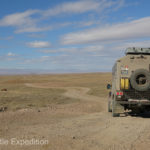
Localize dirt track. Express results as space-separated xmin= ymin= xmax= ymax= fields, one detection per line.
xmin=1 ymin=83 xmax=150 ymax=150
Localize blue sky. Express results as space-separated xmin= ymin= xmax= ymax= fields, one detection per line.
xmin=0 ymin=0 xmax=150 ymax=73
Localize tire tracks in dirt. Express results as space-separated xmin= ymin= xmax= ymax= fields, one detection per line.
xmin=24 ymin=83 xmax=150 ymax=150
xmin=25 ymin=83 xmax=106 ymax=111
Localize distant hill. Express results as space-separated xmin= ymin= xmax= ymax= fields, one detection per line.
xmin=0 ymin=68 xmax=100 ymax=75
xmin=0 ymin=69 xmax=51 ymax=75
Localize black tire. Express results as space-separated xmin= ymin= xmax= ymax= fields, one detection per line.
xmin=132 ymin=107 xmax=145 ymax=114
xmin=130 ymin=69 xmax=150 ymax=91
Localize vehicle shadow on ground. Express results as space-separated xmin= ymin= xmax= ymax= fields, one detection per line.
xmin=128 ymin=111 xmax=150 ymax=118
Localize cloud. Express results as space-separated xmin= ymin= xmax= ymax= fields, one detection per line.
xmin=61 ymin=17 xmax=150 ymax=45
xmin=15 ymin=26 xmax=52 ymax=33
xmin=25 ymin=39 xmax=150 ymax=72
xmin=43 ymin=0 xmax=124 ymax=17
xmin=24 ymin=55 xmax=52 ymax=64
xmin=77 ymin=20 xmax=97 ymax=27
xmin=39 ymin=56 xmax=50 ymax=62
xmin=7 ymin=52 xmax=16 ymax=56
xmin=0 ymin=52 xmax=18 ymax=61
xmin=110 ymin=40 xmax=150 ymax=52
xmin=27 ymin=41 xmax=51 ymax=48
xmin=39 ymin=45 xmax=104 ymax=54
xmin=0 ymin=10 xmax=38 ymax=27
xmin=37 ymin=40 xmax=150 ymax=63
xmin=43 ymin=0 xmax=100 ymax=17
xmin=38 ymin=47 xmax=79 ymax=53
xmin=0 ymin=0 xmax=125 ymax=33
xmin=0 ymin=9 xmax=51 ymax=33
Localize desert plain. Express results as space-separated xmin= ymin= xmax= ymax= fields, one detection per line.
xmin=0 ymin=73 xmax=150 ymax=150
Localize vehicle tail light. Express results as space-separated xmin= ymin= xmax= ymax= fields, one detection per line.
xmin=116 ymin=92 xmax=123 ymax=96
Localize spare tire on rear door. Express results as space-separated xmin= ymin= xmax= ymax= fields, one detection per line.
xmin=130 ymin=69 xmax=150 ymax=91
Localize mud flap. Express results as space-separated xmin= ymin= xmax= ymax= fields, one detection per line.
xmin=112 ymin=100 xmax=124 ymax=117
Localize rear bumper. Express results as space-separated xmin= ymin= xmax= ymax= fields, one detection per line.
xmin=117 ymin=99 xmax=150 ymax=105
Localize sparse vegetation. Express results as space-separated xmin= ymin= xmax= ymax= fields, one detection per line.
xmin=0 ymin=73 xmax=111 ymax=110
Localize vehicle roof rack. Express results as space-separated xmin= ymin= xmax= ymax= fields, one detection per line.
xmin=125 ymin=47 xmax=150 ymax=55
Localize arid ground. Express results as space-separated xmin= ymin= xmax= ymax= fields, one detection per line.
xmin=0 ymin=73 xmax=150 ymax=150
